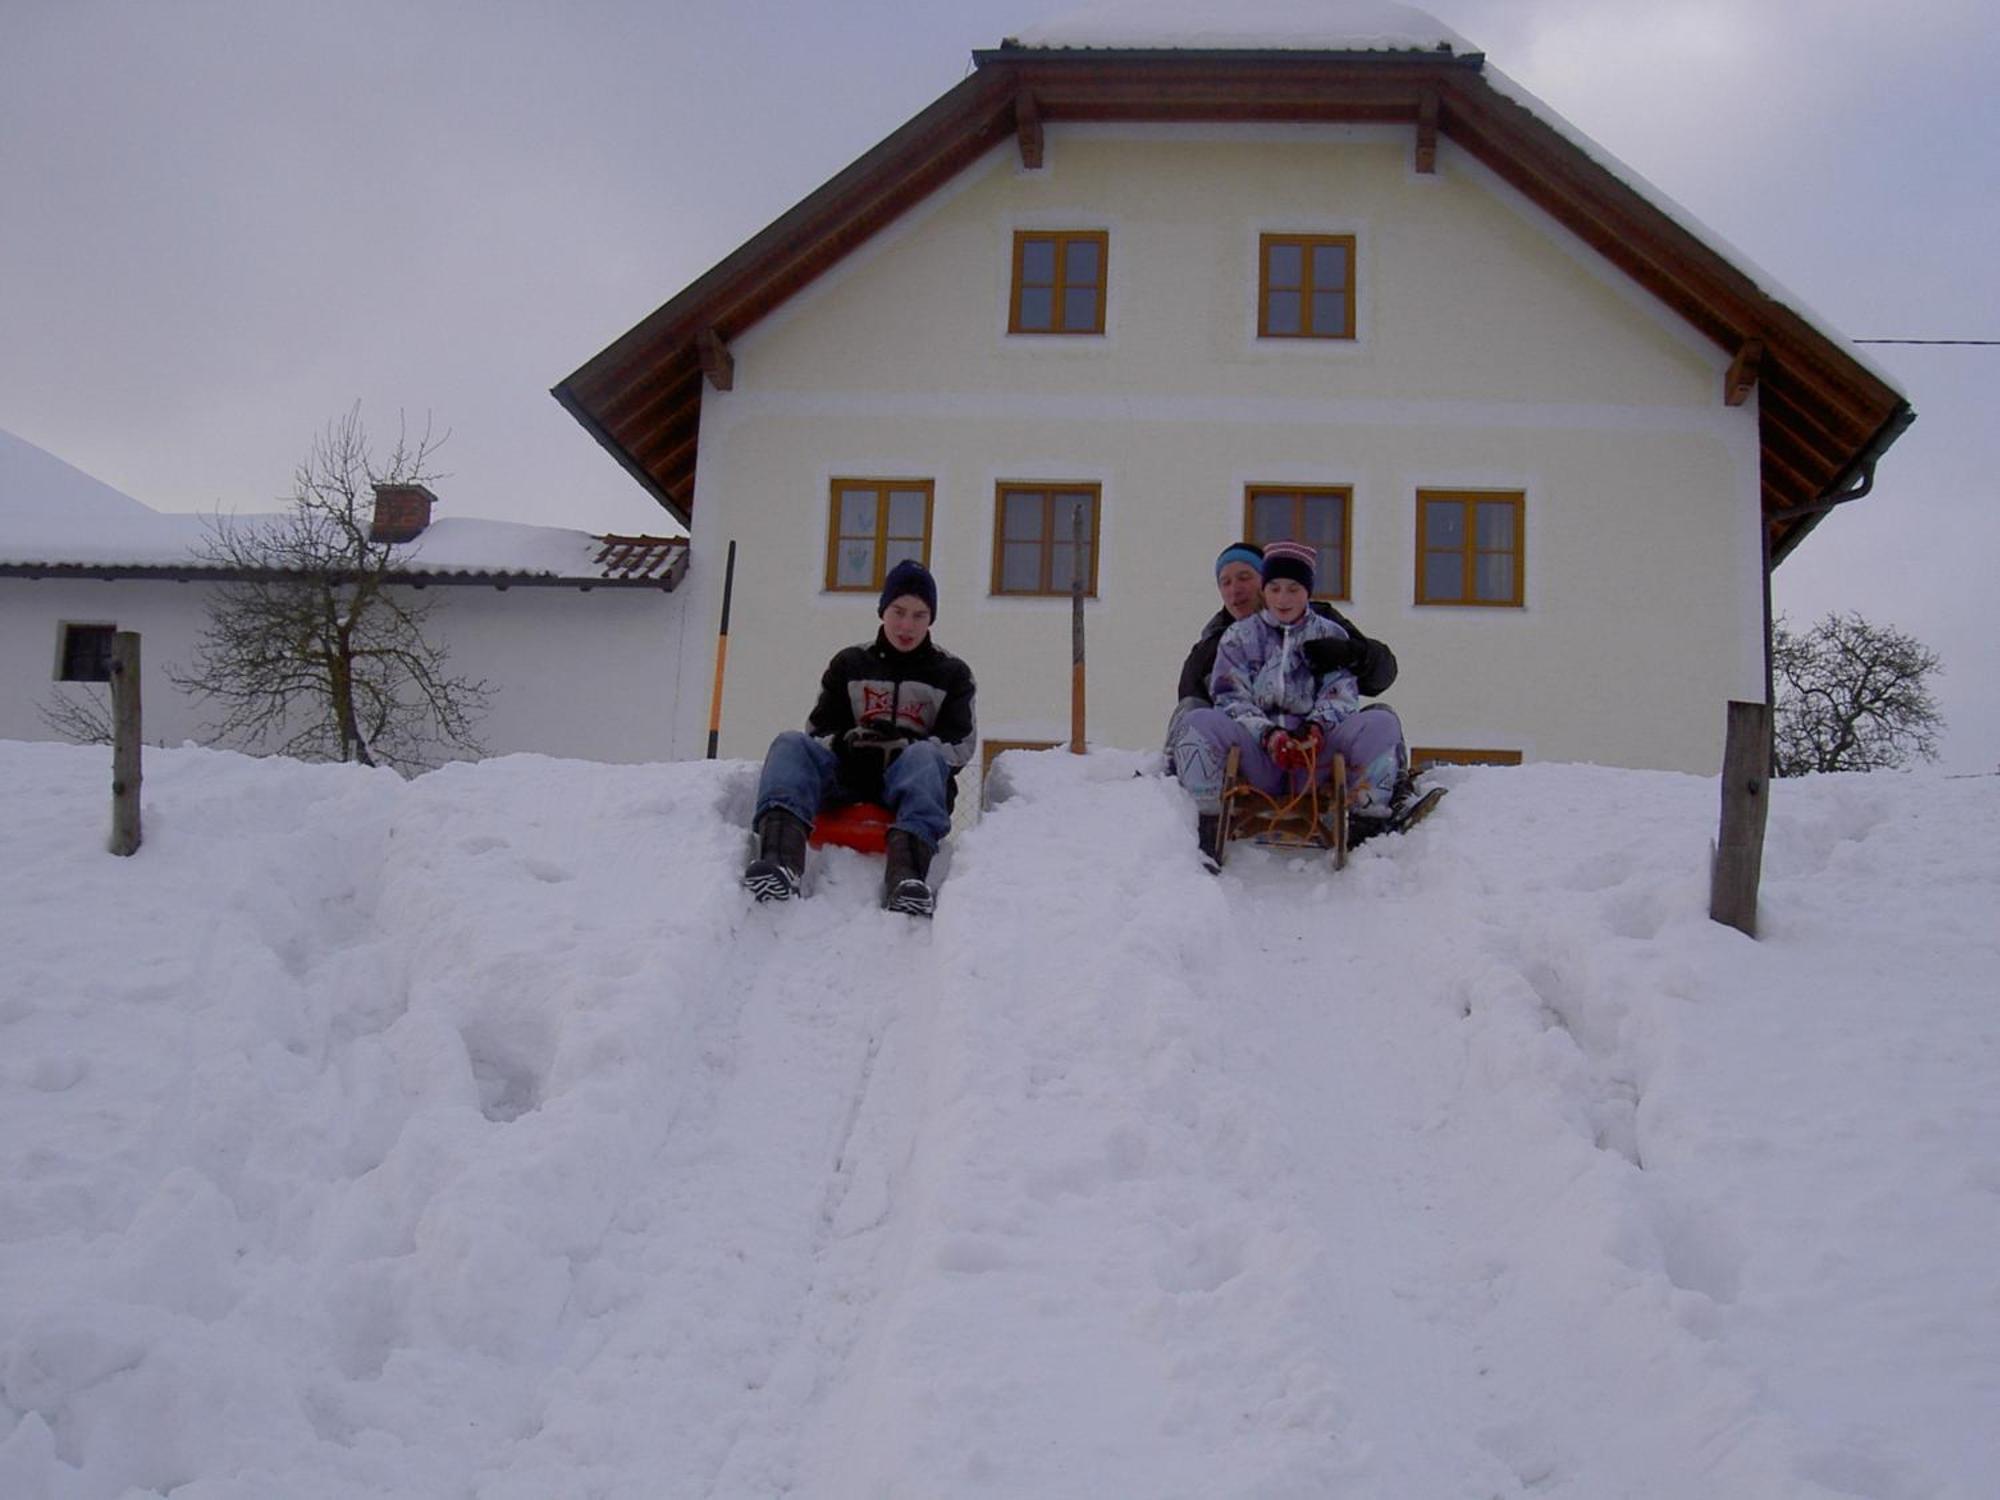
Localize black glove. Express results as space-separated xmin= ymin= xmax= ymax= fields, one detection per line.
xmin=843 ymin=717 xmax=913 ymax=750
xmin=1303 ymin=635 xmax=1364 ymax=675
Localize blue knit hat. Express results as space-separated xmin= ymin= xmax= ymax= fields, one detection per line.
xmin=878 ymin=559 xmax=938 ymax=620
xmin=1215 ymin=541 xmax=1264 ymax=578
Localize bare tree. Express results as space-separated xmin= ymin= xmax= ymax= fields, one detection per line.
xmin=170 ymin=406 xmax=489 ymax=771
xmin=37 ymin=685 xmax=112 ymax=745
xmin=1772 ymin=610 xmax=1944 ymax=776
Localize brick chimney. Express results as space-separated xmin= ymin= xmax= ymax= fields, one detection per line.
xmin=369 ymin=482 xmax=437 ymax=543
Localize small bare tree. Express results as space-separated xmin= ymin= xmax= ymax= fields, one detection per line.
xmin=37 ymin=686 xmax=113 ymax=745
xmin=1773 ymin=610 xmax=1944 ymax=776
xmin=170 ymin=406 xmax=489 ymax=771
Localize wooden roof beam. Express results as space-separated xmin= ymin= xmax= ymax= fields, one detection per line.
xmin=697 ymin=328 xmax=734 ymax=392
xmin=1014 ymin=90 xmax=1044 ymax=168
xmin=1725 ymin=339 xmax=1762 ymax=407
xmin=1415 ymin=88 xmax=1439 ymax=173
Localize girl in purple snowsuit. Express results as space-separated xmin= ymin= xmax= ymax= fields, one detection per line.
xmin=1171 ymin=541 xmax=1403 ymax=848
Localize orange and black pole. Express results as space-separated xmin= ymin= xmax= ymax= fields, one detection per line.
xmin=705 ymin=539 xmax=737 ymax=759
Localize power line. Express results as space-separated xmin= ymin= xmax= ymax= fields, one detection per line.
xmin=1854 ymin=338 xmax=2000 ymax=346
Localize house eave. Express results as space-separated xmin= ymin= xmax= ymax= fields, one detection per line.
xmin=555 ymin=47 xmax=1910 ymax=558
xmin=0 ymin=560 xmax=687 ymax=592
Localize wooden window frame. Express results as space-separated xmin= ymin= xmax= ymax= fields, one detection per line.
xmin=1415 ymin=489 xmax=1526 ymax=608
xmin=1411 ymin=746 xmax=1524 ymax=772
xmin=979 ymin=738 xmax=1062 ymax=777
xmin=1008 ymin=230 xmax=1109 ymax=336
xmin=990 ymin=482 xmax=1102 ymax=598
xmin=56 ymin=622 xmax=117 ymax=683
xmin=1257 ymin=233 xmax=1356 ymax=341
xmin=823 ymin=479 xmax=935 ymax=593
xmin=1242 ymin=484 xmax=1353 ymax=601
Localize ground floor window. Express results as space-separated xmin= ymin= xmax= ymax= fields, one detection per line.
xmin=1416 ymin=489 xmax=1525 ymax=607
xmin=992 ymin=483 xmax=1100 ymax=597
xmin=1244 ymin=484 xmax=1351 ymax=600
xmin=57 ymin=622 xmax=117 ymax=682
xmin=825 ymin=479 xmax=933 ymax=592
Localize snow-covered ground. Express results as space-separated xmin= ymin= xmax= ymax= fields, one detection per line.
xmin=1 ymin=740 xmax=1994 ymax=1500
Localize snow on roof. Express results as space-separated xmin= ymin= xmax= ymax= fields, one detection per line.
xmin=0 ymin=428 xmax=685 ymax=584
xmin=1008 ymin=0 xmax=1474 ymax=54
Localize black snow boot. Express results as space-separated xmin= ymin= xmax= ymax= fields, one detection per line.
xmin=743 ymin=809 xmax=809 ymax=902
xmin=882 ymin=829 xmax=936 ymax=918
xmin=1196 ymin=812 xmax=1225 ymax=872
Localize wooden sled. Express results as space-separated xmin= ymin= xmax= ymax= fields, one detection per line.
xmin=1213 ymin=744 xmax=1349 ymax=871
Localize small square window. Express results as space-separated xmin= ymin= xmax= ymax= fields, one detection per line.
xmin=824 ymin=480 xmax=934 ymax=592
xmin=58 ymin=623 xmax=117 ymax=682
xmin=991 ymin=483 xmax=1101 ymax=596
xmin=1010 ymin=231 xmax=1108 ymax=335
xmin=1243 ymin=485 xmax=1352 ymax=600
xmin=1415 ymin=490 xmax=1524 ymax=607
xmin=1259 ymin=234 xmax=1355 ymax=340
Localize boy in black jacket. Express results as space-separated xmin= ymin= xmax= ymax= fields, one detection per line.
xmin=744 ymin=560 xmax=976 ymax=916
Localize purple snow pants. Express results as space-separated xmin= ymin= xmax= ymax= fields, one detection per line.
xmin=1171 ymin=705 xmax=1406 ymax=816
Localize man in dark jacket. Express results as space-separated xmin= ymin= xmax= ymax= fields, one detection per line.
xmin=1168 ymin=541 xmax=1418 ymax=834
xmin=744 ymin=559 xmax=975 ymax=917
xmin=1174 ymin=542 xmax=1398 ymax=710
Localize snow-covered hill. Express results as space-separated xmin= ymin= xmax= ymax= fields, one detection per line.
xmin=2 ymin=741 xmax=1994 ymax=1499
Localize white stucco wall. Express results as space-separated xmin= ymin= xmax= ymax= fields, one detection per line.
xmin=670 ymin=122 xmax=1766 ymax=775
xmin=0 ymin=577 xmax=686 ymax=764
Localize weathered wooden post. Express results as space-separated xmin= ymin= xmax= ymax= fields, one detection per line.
xmin=1709 ymin=699 xmax=1771 ymax=936
xmin=1069 ymin=504 xmax=1086 ymax=754
xmin=108 ymin=630 xmax=143 ymax=856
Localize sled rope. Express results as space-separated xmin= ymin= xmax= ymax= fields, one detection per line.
xmin=1235 ymin=740 xmax=1328 ymax=826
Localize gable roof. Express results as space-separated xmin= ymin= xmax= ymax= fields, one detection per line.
xmin=552 ymin=32 xmax=1911 ymax=565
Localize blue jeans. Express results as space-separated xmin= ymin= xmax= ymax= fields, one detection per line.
xmin=754 ymin=731 xmax=952 ymax=848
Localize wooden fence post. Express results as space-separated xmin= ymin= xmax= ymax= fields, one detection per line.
xmin=1069 ymin=504 xmax=1086 ymax=754
xmin=108 ymin=631 xmax=143 ymax=856
xmin=1709 ymin=699 xmax=1771 ymax=936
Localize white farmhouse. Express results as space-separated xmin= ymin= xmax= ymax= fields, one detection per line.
xmin=0 ymin=428 xmax=689 ymax=763
xmin=554 ymin=9 xmax=1910 ymax=775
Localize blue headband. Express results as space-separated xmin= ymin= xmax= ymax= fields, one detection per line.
xmin=1215 ymin=544 xmax=1263 ymax=578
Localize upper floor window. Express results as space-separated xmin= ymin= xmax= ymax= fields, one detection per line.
xmin=57 ymin=622 xmax=116 ymax=682
xmin=992 ymin=483 xmax=1100 ymax=596
xmin=1258 ymin=234 xmax=1355 ymax=340
xmin=1009 ymin=231 xmax=1108 ymax=335
xmin=1416 ymin=489 xmax=1525 ymax=607
xmin=825 ymin=479 xmax=933 ymax=592
xmin=1244 ymin=485 xmax=1352 ymax=600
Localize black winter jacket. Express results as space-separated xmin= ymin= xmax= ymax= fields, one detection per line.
xmin=809 ymin=629 xmax=977 ymax=798
xmin=1176 ymin=601 xmax=1398 ymax=703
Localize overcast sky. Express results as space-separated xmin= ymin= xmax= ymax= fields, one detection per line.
xmin=4 ymin=0 xmax=1995 ymax=770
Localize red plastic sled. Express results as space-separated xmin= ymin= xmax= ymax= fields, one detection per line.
xmin=808 ymin=801 xmax=893 ymax=855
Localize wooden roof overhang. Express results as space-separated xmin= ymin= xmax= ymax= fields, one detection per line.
xmin=553 ymin=46 xmax=1911 ymax=564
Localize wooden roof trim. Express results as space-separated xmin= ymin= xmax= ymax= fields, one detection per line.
xmin=1434 ymin=74 xmax=1897 ymax=436
xmin=555 ymin=47 xmax=1910 ymax=545
xmin=557 ymin=69 xmax=1016 ymax=408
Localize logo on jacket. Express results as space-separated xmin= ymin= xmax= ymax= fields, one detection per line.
xmin=857 ymin=683 xmax=935 ymax=730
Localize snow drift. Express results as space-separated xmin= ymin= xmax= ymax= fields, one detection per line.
xmin=1 ymin=741 xmax=1994 ymax=1499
